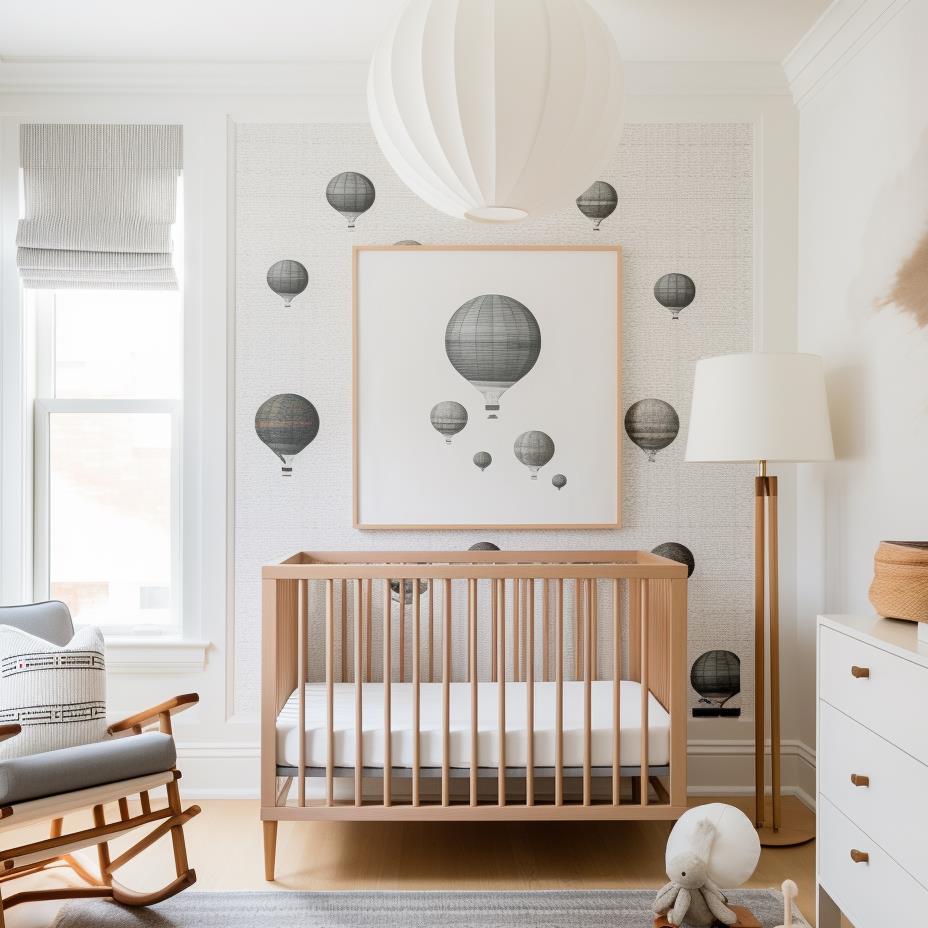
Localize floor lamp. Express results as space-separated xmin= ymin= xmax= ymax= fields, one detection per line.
xmin=685 ymin=353 xmax=834 ymax=846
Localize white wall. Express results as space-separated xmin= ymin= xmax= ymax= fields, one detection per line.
xmin=0 ymin=63 xmax=802 ymax=797
xmin=793 ymin=0 xmax=928 ymax=757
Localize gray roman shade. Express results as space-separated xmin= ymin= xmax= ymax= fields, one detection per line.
xmin=16 ymin=123 xmax=183 ymax=290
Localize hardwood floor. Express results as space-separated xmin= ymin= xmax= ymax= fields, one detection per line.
xmin=1 ymin=795 xmax=819 ymax=927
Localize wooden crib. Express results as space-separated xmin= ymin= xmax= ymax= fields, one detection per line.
xmin=260 ymin=550 xmax=688 ymax=879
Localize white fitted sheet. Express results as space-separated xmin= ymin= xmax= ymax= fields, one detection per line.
xmin=276 ymin=680 xmax=670 ymax=770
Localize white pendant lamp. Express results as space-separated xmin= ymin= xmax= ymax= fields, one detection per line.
xmin=367 ymin=0 xmax=624 ymax=223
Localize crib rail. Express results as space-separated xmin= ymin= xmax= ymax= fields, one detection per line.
xmin=261 ymin=551 xmax=687 ymax=822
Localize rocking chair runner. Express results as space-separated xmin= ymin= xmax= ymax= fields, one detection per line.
xmin=0 ymin=602 xmax=201 ymax=924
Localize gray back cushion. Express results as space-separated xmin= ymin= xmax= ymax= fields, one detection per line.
xmin=0 ymin=601 xmax=74 ymax=646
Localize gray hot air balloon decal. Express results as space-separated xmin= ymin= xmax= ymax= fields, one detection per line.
xmin=473 ymin=451 xmax=492 ymax=472
xmin=513 ymin=430 xmax=555 ymax=479
xmin=266 ymin=260 xmax=308 ymax=308
xmin=390 ymin=579 xmax=427 ymax=605
xmin=691 ymin=650 xmax=741 ymax=718
xmin=468 ymin=542 xmax=500 ymax=551
xmin=624 ymin=399 xmax=679 ymax=461
xmin=429 ymin=401 xmax=468 ymax=444
xmin=552 ymin=473 xmax=567 ymax=490
xmin=394 ymin=240 xmax=421 ymax=246
xmin=326 ymin=172 xmax=375 ymax=228
xmin=654 ymin=273 xmax=696 ymax=320
xmin=445 ymin=294 xmax=541 ymax=419
xmin=651 ymin=542 xmax=695 ymax=577
xmin=255 ymin=393 xmax=320 ymax=476
xmin=576 ymin=180 xmax=618 ymax=231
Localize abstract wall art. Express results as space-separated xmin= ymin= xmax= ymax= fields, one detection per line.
xmin=353 ymin=245 xmax=621 ymax=528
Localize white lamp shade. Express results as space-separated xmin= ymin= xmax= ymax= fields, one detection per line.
xmin=367 ymin=0 xmax=624 ymax=223
xmin=685 ymin=353 xmax=835 ymax=463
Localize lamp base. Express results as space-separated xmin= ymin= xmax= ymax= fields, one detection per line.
xmin=755 ymin=799 xmax=815 ymax=847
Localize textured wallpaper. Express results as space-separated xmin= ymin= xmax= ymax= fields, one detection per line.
xmin=234 ymin=122 xmax=755 ymax=720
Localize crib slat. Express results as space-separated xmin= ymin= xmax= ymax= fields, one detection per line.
xmin=383 ymin=579 xmax=392 ymax=807
xmin=341 ymin=579 xmax=348 ymax=682
xmin=526 ymin=578 xmax=535 ymax=807
xmin=556 ymin=578 xmax=564 ymax=806
xmin=469 ymin=578 xmax=478 ymax=806
xmin=298 ymin=579 xmax=307 ymax=807
xmin=512 ymin=578 xmax=520 ymax=683
xmin=399 ymin=579 xmax=406 ymax=684
xmin=442 ymin=578 xmax=451 ymax=807
xmin=584 ymin=578 xmax=593 ymax=806
xmin=590 ymin=579 xmax=598 ymax=682
xmin=542 ymin=579 xmax=550 ymax=683
xmin=428 ymin=579 xmax=435 ymax=684
xmin=365 ymin=579 xmax=372 ymax=684
xmin=467 ymin=577 xmax=473 ymax=684
xmin=355 ymin=579 xmax=363 ymax=807
xmin=413 ymin=577 xmax=421 ymax=807
xmin=326 ymin=578 xmax=335 ymax=806
xmin=491 ymin=579 xmax=498 ymax=682
xmin=497 ymin=577 xmax=506 ymax=807
xmin=575 ymin=579 xmax=584 ymax=681
xmin=640 ymin=579 xmax=649 ymax=807
xmin=670 ymin=578 xmax=688 ymax=809
xmin=613 ymin=578 xmax=621 ymax=806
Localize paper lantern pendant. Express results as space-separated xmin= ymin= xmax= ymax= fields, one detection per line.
xmin=368 ymin=0 xmax=625 ymax=223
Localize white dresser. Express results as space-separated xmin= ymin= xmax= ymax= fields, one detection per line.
xmin=817 ymin=614 xmax=928 ymax=927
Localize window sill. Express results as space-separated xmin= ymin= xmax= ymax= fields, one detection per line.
xmin=104 ymin=637 xmax=210 ymax=674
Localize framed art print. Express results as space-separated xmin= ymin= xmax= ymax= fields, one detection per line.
xmin=353 ymin=245 xmax=621 ymax=529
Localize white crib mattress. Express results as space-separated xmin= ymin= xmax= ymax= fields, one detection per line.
xmin=276 ymin=680 xmax=670 ymax=770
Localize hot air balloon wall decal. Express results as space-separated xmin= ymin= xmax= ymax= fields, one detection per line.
xmin=624 ymin=398 xmax=680 ymax=461
xmin=651 ymin=542 xmax=695 ymax=577
xmin=255 ymin=393 xmax=320 ymax=476
xmin=353 ymin=245 xmax=621 ymax=529
xmin=691 ymin=650 xmax=741 ymax=718
xmin=654 ymin=272 xmax=696 ymax=320
xmin=326 ymin=171 xmax=375 ymax=228
xmin=445 ymin=294 xmax=541 ymax=419
xmin=266 ymin=259 xmax=308 ymax=308
xmin=576 ymin=180 xmax=618 ymax=230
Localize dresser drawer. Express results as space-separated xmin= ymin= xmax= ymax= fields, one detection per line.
xmin=819 ymin=625 xmax=928 ymax=763
xmin=819 ymin=700 xmax=928 ymax=888
xmin=819 ymin=796 xmax=928 ymax=926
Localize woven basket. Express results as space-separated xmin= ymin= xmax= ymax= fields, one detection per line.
xmin=869 ymin=541 xmax=928 ymax=622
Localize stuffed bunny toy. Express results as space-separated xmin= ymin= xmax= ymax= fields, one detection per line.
xmin=653 ymin=820 xmax=739 ymax=927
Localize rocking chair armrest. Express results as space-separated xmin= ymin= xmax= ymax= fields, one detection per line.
xmin=107 ymin=694 xmax=199 ymax=736
xmin=0 ymin=724 xmax=21 ymax=743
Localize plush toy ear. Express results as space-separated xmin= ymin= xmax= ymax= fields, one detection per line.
xmin=692 ymin=818 xmax=718 ymax=861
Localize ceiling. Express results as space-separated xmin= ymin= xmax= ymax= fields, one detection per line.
xmin=0 ymin=0 xmax=829 ymax=65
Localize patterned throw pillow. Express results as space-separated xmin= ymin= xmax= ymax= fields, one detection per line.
xmin=0 ymin=625 xmax=107 ymax=760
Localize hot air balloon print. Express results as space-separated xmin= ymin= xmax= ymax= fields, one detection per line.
xmin=576 ymin=181 xmax=618 ymax=230
xmin=691 ymin=650 xmax=741 ymax=717
xmin=468 ymin=542 xmax=500 ymax=551
xmin=552 ymin=473 xmax=567 ymax=490
xmin=266 ymin=260 xmax=308 ymax=307
xmin=473 ymin=451 xmax=492 ymax=472
xmin=326 ymin=172 xmax=375 ymax=228
xmin=445 ymin=294 xmax=541 ymax=419
xmin=390 ymin=579 xmax=427 ymax=605
xmin=429 ymin=401 xmax=468 ymax=444
xmin=654 ymin=273 xmax=696 ymax=319
xmin=513 ymin=430 xmax=555 ymax=479
xmin=624 ymin=399 xmax=679 ymax=461
xmin=651 ymin=542 xmax=695 ymax=577
xmin=394 ymin=240 xmax=421 ymax=245
xmin=254 ymin=393 xmax=320 ymax=476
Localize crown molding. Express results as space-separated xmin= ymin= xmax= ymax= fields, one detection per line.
xmin=0 ymin=57 xmax=788 ymax=98
xmin=784 ymin=0 xmax=911 ymax=108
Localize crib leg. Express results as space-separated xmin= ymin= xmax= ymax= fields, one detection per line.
xmin=263 ymin=821 xmax=278 ymax=881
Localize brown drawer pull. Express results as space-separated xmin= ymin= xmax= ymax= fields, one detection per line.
xmin=851 ymin=665 xmax=870 ymax=678
xmin=850 ymin=849 xmax=870 ymax=864
xmin=850 ymin=774 xmax=870 ymax=787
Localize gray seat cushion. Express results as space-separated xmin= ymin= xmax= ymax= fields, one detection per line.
xmin=0 ymin=732 xmax=176 ymax=806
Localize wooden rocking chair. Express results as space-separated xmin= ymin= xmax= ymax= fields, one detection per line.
xmin=0 ymin=602 xmax=201 ymax=924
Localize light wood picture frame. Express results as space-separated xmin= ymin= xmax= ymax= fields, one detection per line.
xmin=352 ymin=245 xmax=622 ymax=530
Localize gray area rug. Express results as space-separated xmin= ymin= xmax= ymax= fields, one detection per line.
xmin=54 ymin=889 xmax=810 ymax=927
